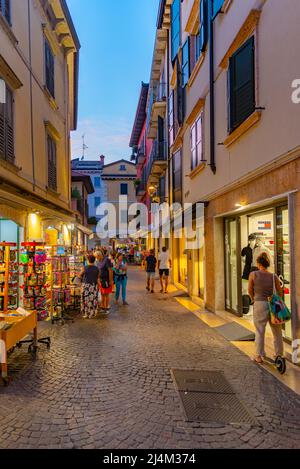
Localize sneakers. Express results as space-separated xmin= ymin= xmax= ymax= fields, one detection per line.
xmin=151 ymin=290 xmax=154 ymax=294
xmin=146 ymin=286 xmax=150 ymax=291
xmin=123 ymin=301 xmax=129 ymax=306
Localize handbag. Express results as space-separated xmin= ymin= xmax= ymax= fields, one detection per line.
xmin=268 ymin=274 xmax=291 ymax=325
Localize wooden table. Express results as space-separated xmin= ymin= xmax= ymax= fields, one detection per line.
xmin=0 ymin=312 xmax=37 ymax=382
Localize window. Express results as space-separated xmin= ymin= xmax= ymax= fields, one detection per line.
xmin=199 ymin=0 xmax=208 ymax=53
xmin=45 ymin=38 xmax=55 ymax=98
xmin=120 ymin=164 xmax=126 ymax=171
xmin=47 ymin=135 xmax=57 ymax=191
xmin=182 ymin=38 xmax=190 ymax=87
xmin=0 ymin=83 xmax=14 ymax=163
xmin=0 ymin=0 xmax=11 ymax=24
xmin=228 ymin=36 xmax=255 ymax=132
xmin=171 ymin=0 xmax=181 ymax=62
xmin=120 ymin=183 xmax=128 ymax=195
xmin=94 ymin=177 xmax=101 ymax=188
xmin=212 ymin=0 xmax=225 ymax=19
xmin=191 ymin=113 xmax=204 ymax=170
xmin=172 ymin=150 xmax=182 ymax=205
xmin=168 ymin=91 xmax=174 ymax=147
xmin=94 ymin=197 xmax=101 ymax=207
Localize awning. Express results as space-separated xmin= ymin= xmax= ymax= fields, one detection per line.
xmin=76 ymin=223 xmax=94 ymax=236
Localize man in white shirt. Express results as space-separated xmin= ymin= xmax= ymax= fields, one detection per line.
xmin=158 ymin=246 xmax=172 ymax=294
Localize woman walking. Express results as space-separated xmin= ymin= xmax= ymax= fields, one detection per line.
xmin=248 ymin=252 xmax=284 ymax=363
xmin=113 ymin=253 xmax=128 ymax=306
xmin=80 ymin=255 xmax=100 ymax=319
xmin=99 ymin=248 xmax=113 ymax=314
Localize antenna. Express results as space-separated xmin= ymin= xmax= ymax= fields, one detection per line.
xmin=81 ymin=134 xmax=88 ymax=160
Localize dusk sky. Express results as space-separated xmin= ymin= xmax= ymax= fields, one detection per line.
xmin=67 ymin=0 xmax=159 ymax=164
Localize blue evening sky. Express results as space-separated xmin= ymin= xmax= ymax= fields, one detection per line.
xmin=67 ymin=0 xmax=159 ymax=163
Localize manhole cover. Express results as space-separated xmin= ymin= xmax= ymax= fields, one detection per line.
xmin=171 ymin=369 xmax=235 ymax=394
xmin=179 ymin=392 xmax=257 ymax=425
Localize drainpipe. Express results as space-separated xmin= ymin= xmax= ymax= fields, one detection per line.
xmin=208 ymin=0 xmax=216 ymax=174
xmin=28 ymin=0 xmax=36 ymax=189
xmin=166 ymin=28 xmax=171 ymax=205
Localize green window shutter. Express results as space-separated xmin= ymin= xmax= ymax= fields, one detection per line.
xmin=199 ymin=0 xmax=208 ymax=53
xmin=229 ymin=36 xmax=255 ymax=132
xmin=45 ymin=39 xmax=55 ymax=98
xmin=212 ymin=0 xmax=224 ymax=19
xmin=171 ymin=0 xmax=181 ymax=62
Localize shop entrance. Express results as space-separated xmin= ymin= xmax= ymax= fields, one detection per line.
xmin=224 ymin=204 xmax=291 ymax=341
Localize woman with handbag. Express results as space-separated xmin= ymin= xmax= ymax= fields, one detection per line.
xmin=99 ymin=248 xmax=113 ymax=314
xmin=80 ymin=255 xmax=101 ymax=319
xmin=248 ymin=252 xmax=284 ymax=363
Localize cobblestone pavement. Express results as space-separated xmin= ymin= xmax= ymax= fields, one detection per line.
xmin=1 ymin=267 xmax=300 ymax=449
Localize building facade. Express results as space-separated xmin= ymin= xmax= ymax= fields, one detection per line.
xmin=71 ymin=172 xmax=94 ymax=249
xmin=71 ymin=155 xmax=107 ymax=223
xmin=101 ymin=159 xmax=137 ymax=249
xmin=0 ymin=0 xmax=80 ymax=245
xmin=133 ymin=0 xmax=300 ymax=360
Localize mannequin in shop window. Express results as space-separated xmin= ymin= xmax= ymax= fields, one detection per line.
xmin=252 ymin=237 xmax=274 ymax=272
xmin=241 ymin=234 xmax=256 ymax=315
xmin=241 ymin=234 xmax=257 ymax=280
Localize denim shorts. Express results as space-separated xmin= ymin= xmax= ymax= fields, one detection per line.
xmin=147 ymin=272 xmax=155 ymax=280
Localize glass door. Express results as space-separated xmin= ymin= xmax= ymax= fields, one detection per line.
xmin=225 ymin=218 xmax=242 ymax=316
xmin=276 ymin=205 xmax=292 ymax=341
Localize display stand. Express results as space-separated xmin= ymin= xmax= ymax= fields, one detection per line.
xmin=0 ymin=243 xmax=18 ymax=313
xmin=46 ymin=246 xmax=74 ymax=324
xmin=0 ymin=243 xmax=50 ymax=385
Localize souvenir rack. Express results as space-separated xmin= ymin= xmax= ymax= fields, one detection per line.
xmin=0 ymin=242 xmax=18 ymax=313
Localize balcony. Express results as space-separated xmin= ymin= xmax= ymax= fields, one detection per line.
xmin=147 ymin=140 xmax=168 ymax=186
xmin=146 ymin=82 xmax=167 ymax=139
xmin=135 ymin=179 xmax=147 ymax=198
xmin=136 ymin=142 xmax=146 ymax=167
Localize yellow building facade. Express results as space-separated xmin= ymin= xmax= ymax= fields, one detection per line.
xmin=0 ymin=0 xmax=79 ymax=246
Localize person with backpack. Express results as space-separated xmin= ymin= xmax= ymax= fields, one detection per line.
xmin=113 ymin=253 xmax=129 ymax=306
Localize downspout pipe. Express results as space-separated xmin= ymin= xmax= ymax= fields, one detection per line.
xmin=208 ymin=0 xmax=216 ymax=174
xmin=167 ymin=28 xmax=171 ymax=205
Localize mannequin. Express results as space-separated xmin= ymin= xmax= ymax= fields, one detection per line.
xmin=241 ymin=234 xmax=256 ymax=280
xmin=252 ymin=237 xmax=273 ymax=269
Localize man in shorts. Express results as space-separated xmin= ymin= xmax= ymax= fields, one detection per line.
xmin=158 ymin=246 xmax=172 ymax=293
xmin=146 ymin=249 xmax=157 ymax=293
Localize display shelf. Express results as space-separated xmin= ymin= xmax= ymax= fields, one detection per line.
xmin=0 ymin=243 xmax=18 ymax=313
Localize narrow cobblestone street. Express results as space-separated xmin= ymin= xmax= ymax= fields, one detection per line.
xmin=1 ymin=267 xmax=300 ymax=449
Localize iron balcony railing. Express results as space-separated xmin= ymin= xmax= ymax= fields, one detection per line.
xmin=147 ymin=139 xmax=167 ymax=174
xmin=146 ymin=82 xmax=167 ymax=132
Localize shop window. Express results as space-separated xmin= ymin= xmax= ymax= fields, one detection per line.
xmin=171 ymin=0 xmax=181 ymax=62
xmin=47 ymin=134 xmax=57 ymax=191
xmin=172 ymin=150 xmax=182 ymax=205
xmin=45 ymin=38 xmax=55 ymax=98
xmin=190 ymin=112 xmax=204 ymax=170
xmin=0 ymin=0 xmax=11 ymax=24
xmin=0 ymin=83 xmax=14 ymax=164
xmin=228 ymin=36 xmax=255 ymax=133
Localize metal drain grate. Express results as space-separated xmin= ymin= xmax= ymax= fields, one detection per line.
xmin=179 ymin=391 xmax=257 ymax=425
xmin=171 ymin=369 xmax=235 ymax=394
xmin=172 ymin=370 xmax=257 ymax=425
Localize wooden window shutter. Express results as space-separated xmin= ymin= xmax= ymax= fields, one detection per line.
xmin=4 ymin=0 xmax=10 ymax=23
xmin=229 ymin=36 xmax=255 ymax=131
xmin=45 ymin=40 xmax=55 ymax=98
xmin=176 ymin=58 xmax=184 ymax=126
xmin=199 ymin=0 xmax=208 ymax=53
xmin=5 ymin=86 xmax=14 ymax=163
xmin=212 ymin=0 xmax=224 ymax=19
xmin=47 ymin=135 xmax=57 ymax=190
xmin=171 ymin=0 xmax=181 ymax=62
